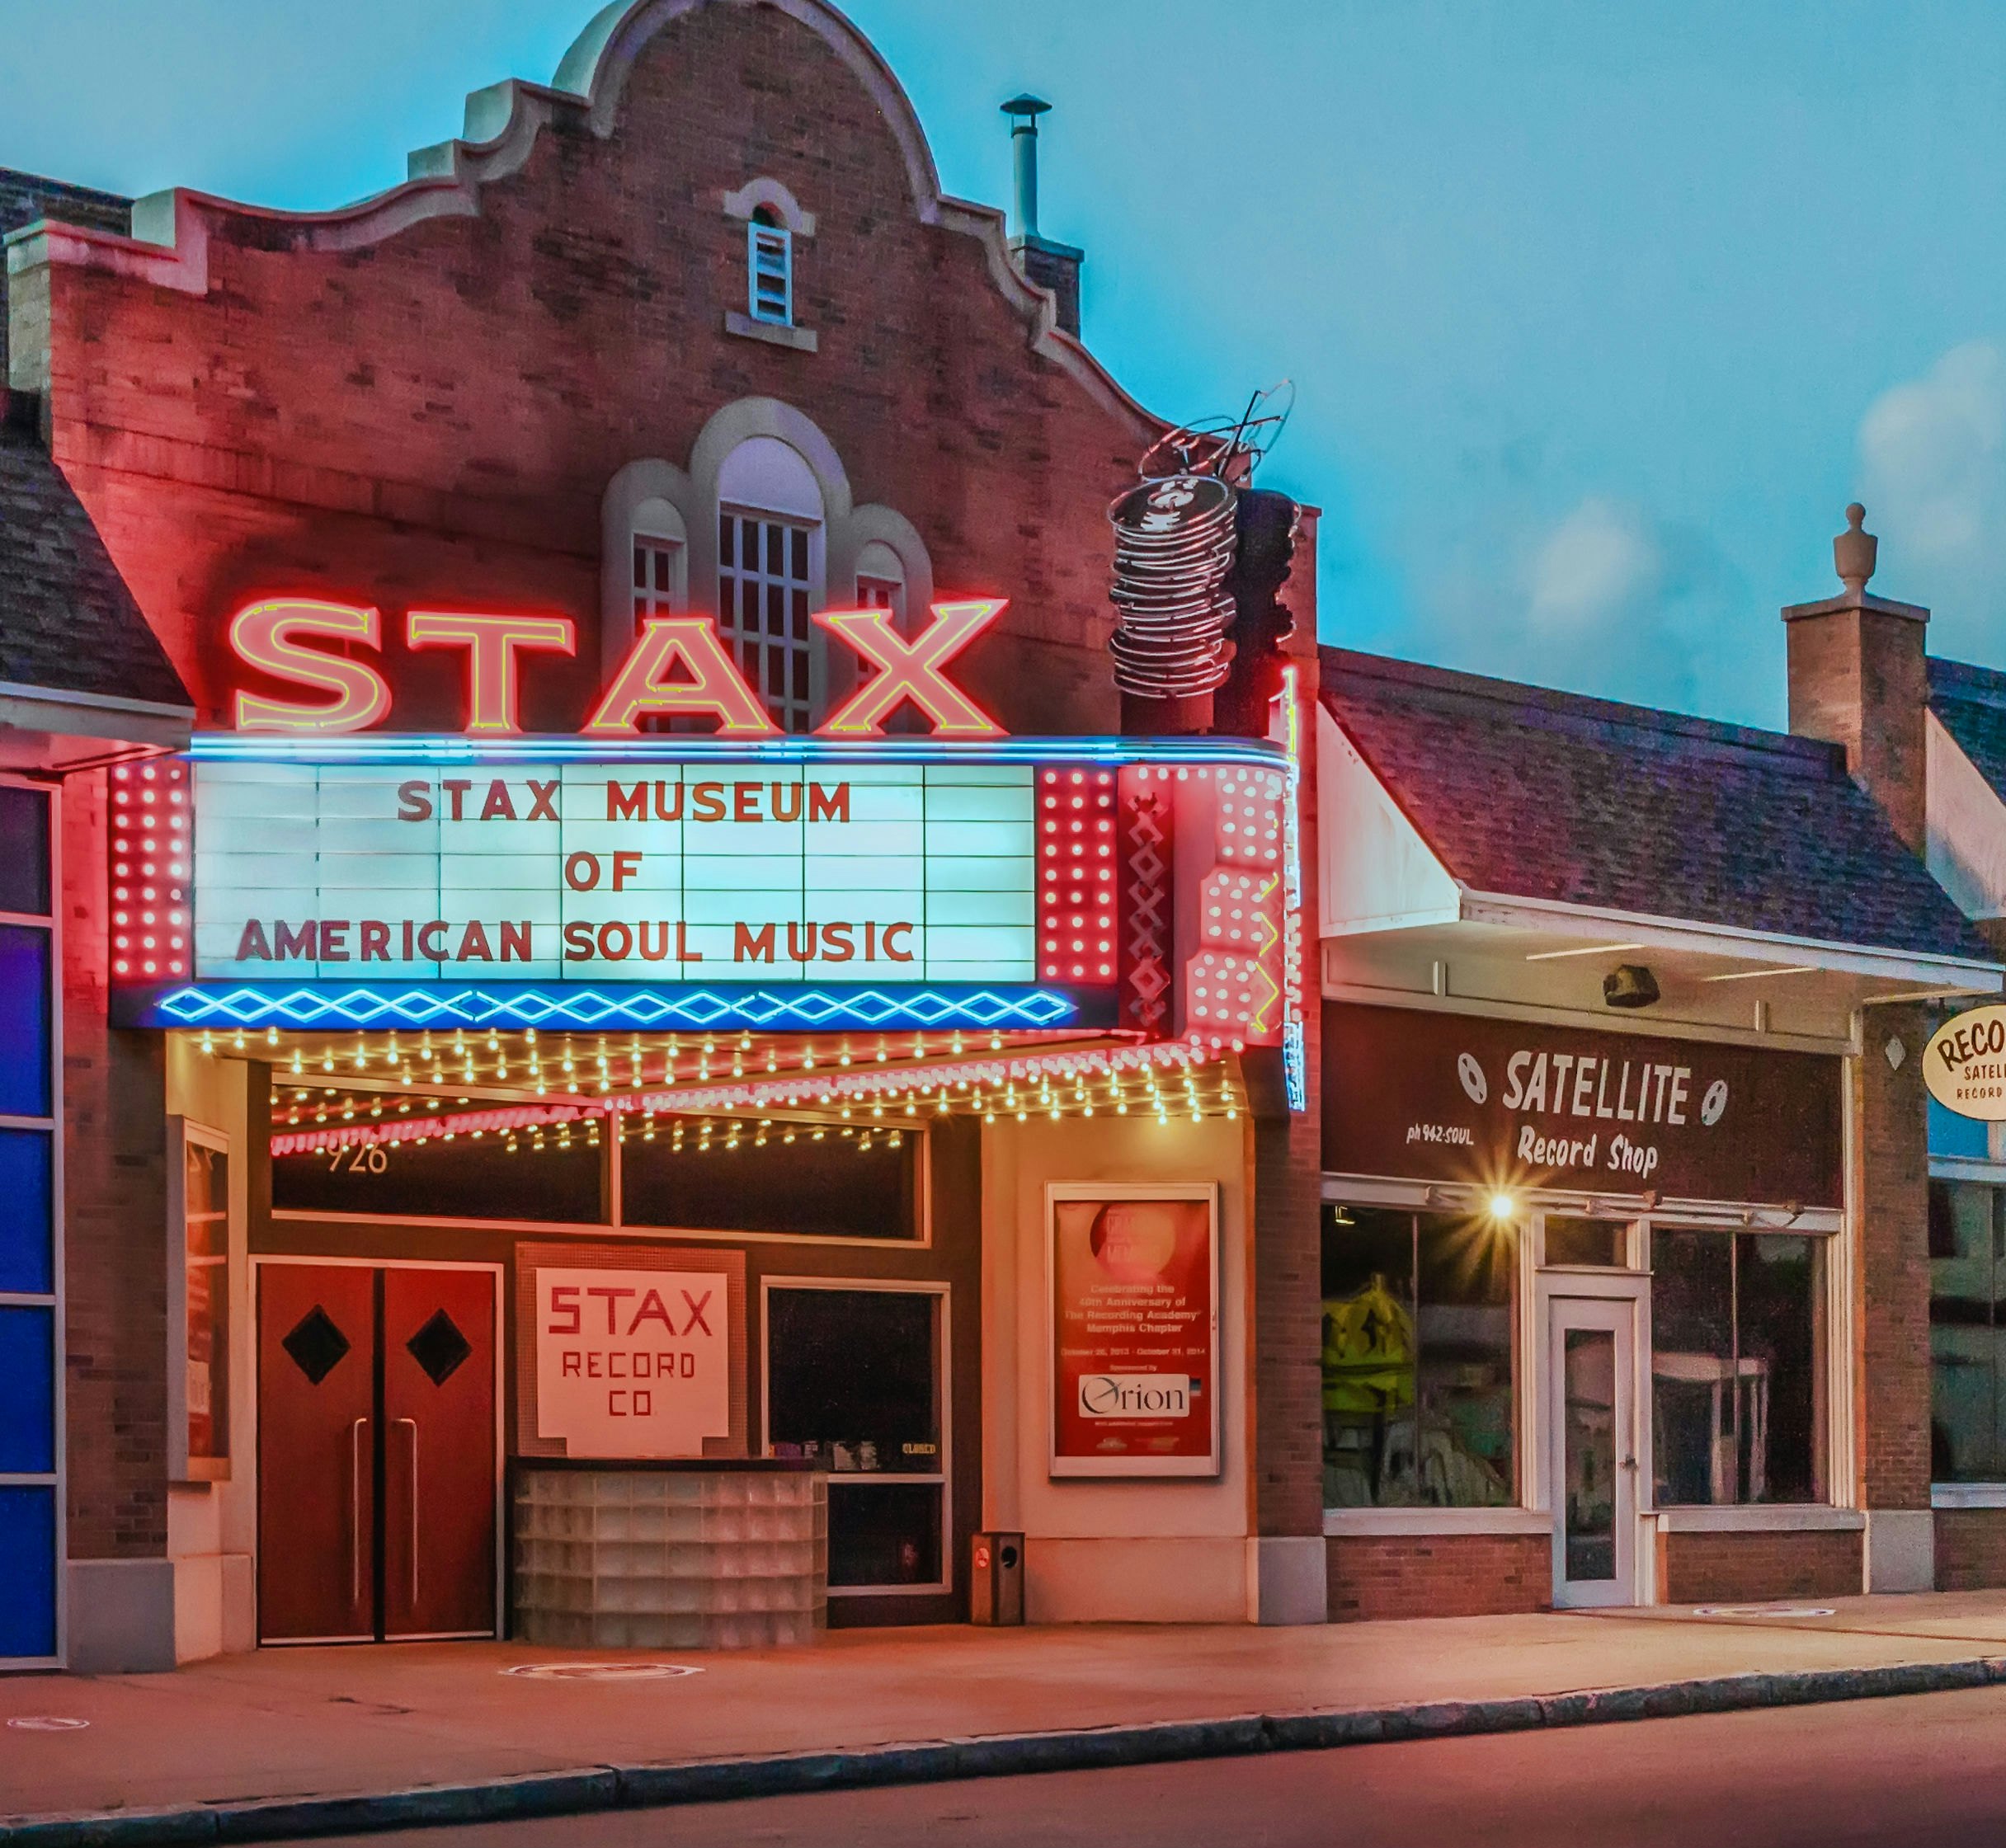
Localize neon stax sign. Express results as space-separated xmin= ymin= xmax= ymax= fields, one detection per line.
xmin=227 ymin=597 xmax=1005 ymax=736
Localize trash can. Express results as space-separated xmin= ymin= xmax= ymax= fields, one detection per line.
xmin=970 ymin=1530 xmax=1024 ymax=1625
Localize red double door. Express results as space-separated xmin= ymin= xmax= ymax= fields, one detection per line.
xmin=258 ymin=1264 xmax=497 ymax=1643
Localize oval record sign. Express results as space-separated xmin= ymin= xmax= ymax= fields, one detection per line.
xmin=1925 ymin=1006 xmax=2006 ymax=1122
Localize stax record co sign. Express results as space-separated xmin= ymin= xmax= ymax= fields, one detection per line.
xmin=1322 ymin=1003 xmax=1843 ymax=1207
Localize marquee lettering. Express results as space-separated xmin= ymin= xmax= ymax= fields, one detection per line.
xmin=224 ymin=599 xmax=1011 ymax=736
xmin=406 ymin=610 xmax=577 ymax=733
xmin=230 ymin=599 xmax=392 ymax=733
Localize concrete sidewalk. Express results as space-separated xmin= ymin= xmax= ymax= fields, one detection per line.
xmin=9 ymin=1592 xmax=2006 ymax=1843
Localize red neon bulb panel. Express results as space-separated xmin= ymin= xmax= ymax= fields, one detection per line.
xmin=815 ymin=600 xmax=1006 ymax=736
xmin=109 ymin=758 xmax=193 ymax=982
xmin=406 ymin=610 xmax=576 ymax=734
xmin=229 ymin=599 xmax=391 ymax=733
xmin=1037 ymin=767 xmax=1117 ymax=986
xmin=583 ymin=617 xmax=780 ymax=736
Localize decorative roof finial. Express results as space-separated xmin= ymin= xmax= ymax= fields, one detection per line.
xmin=1835 ymin=501 xmax=1877 ymax=596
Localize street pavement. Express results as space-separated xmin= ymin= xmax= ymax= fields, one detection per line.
xmin=301 ymin=1684 xmax=2006 ymax=1848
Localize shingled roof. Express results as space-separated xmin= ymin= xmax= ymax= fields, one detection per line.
xmin=1322 ymin=646 xmax=1990 ymax=964
xmin=0 ymin=414 xmax=191 ymax=712
xmin=1929 ymin=657 xmax=2006 ymax=798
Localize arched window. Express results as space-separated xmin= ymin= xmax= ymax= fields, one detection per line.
xmin=718 ymin=436 xmax=823 ymax=732
xmin=629 ymin=496 xmax=688 ymax=626
xmin=854 ymin=539 xmax=906 ymax=624
xmin=747 ymin=206 xmax=793 ymax=328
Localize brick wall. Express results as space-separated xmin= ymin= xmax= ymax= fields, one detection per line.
xmin=1252 ymin=628 xmax=1324 ymax=1541
xmin=1934 ymin=1510 xmax=2006 ymax=1590
xmin=1658 ymin=1529 xmax=1862 ymax=1604
xmin=1854 ymin=1005 xmax=1933 ymax=1512
xmin=1326 ymin=1534 xmax=1548 ymax=1622
xmin=59 ymin=771 xmax=169 ymax=1559
xmin=16 ymin=4 xmax=1163 ymax=739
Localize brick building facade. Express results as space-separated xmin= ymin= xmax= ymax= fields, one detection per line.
xmin=3 ymin=0 xmax=1324 ymax=1671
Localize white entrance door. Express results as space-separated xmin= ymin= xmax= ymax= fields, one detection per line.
xmin=1547 ymin=1296 xmax=1639 ymax=1608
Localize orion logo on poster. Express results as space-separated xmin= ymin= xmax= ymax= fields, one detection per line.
xmin=1077 ymin=1373 xmax=1193 ymax=1418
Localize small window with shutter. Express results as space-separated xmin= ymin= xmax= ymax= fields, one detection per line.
xmin=748 ymin=209 xmax=793 ymax=327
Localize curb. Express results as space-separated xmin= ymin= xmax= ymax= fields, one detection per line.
xmin=7 ymin=1654 xmax=2005 ymax=1846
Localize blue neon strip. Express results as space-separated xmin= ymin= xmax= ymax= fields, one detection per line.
xmin=122 ymin=981 xmax=1090 ymax=1032
xmin=186 ymin=732 xmax=1290 ymax=769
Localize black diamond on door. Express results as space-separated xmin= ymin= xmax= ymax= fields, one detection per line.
xmin=281 ymin=1305 xmax=352 ymax=1385
xmin=406 ymin=1308 xmax=473 ymax=1386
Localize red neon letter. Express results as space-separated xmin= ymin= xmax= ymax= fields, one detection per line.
xmin=814 ymin=600 xmax=1005 ymax=736
xmin=584 ymin=617 xmax=778 ymax=736
xmin=407 ymin=610 xmax=576 ymax=734
xmin=229 ymin=599 xmax=390 ymax=733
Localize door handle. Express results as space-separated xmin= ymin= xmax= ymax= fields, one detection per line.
xmin=1622 ymin=1456 xmax=1640 ymax=1470
xmin=349 ymin=1416 xmax=369 ymax=1611
xmin=395 ymin=1418 xmax=418 ymax=1610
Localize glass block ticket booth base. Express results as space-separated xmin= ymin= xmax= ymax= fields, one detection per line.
xmin=514 ymin=1465 xmax=826 ymax=1650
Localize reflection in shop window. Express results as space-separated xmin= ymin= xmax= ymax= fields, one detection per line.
xmin=1929 ymin=1180 xmax=2006 ymax=1483
xmin=1651 ymin=1230 xmax=1822 ymax=1505
xmin=1320 ymin=1205 xmax=1515 ymax=1508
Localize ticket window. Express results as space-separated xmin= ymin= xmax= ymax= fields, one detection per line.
xmin=763 ymin=1283 xmax=947 ymax=1593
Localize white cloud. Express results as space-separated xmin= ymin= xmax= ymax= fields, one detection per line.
xmin=1525 ymin=496 xmax=1664 ymax=637
xmin=1416 ymin=490 xmax=1725 ymax=709
xmin=1858 ymin=341 xmax=2006 ymax=642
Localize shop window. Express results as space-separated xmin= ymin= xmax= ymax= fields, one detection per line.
xmin=1930 ymin=1179 xmax=2006 ymax=1483
xmin=1651 ymin=1229 xmax=1823 ymax=1505
xmin=765 ymin=1285 xmax=945 ymax=1590
xmin=1542 ymin=1216 xmax=1629 ymax=1267
xmin=272 ymin=1105 xmax=604 ymax=1225
xmin=0 ymin=781 xmax=57 ymax=1664
xmin=0 ymin=783 xmax=49 ymax=916
xmin=622 ymin=1117 xmax=918 ymax=1240
xmin=1320 ymin=1204 xmax=1516 ymax=1509
xmin=747 ymin=209 xmax=793 ymax=327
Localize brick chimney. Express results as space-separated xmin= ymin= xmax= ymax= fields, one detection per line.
xmin=1782 ymin=503 xmax=1931 ymax=853
xmin=1000 ymin=96 xmax=1084 ymax=338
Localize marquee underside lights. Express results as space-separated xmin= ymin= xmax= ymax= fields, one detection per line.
xmin=258 ymin=1033 xmax=1243 ymax=1159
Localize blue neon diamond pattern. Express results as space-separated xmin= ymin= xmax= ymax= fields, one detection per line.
xmin=146 ymin=983 xmax=1081 ymax=1032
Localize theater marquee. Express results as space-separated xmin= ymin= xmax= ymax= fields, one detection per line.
xmin=106 ymin=592 xmax=1294 ymax=1043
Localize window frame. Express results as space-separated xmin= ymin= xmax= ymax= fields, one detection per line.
xmin=1319 ymin=1201 xmax=1522 ymax=1512
xmin=1927 ymin=1169 xmax=2006 ymax=1494
xmin=747 ymin=219 xmax=793 ymax=328
xmin=718 ymin=505 xmax=817 ymax=733
xmin=758 ymin=1276 xmax=951 ymax=1597
xmin=1642 ymin=1220 xmax=1829 ymax=1511
xmin=0 ymin=774 xmax=62 ymax=1669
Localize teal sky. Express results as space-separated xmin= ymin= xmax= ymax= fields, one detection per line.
xmin=8 ymin=0 xmax=2006 ymax=727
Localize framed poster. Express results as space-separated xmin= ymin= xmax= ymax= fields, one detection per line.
xmin=1048 ymin=1182 xmax=1220 ymax=1479
xmin=167 ymin=1118 xmax=232 ymax=1481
